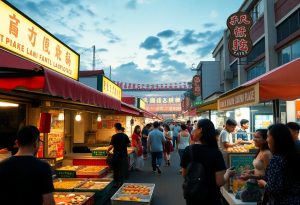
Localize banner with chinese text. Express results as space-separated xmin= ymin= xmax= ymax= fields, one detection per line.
xmin=0 ymin=1 xmax=79 ymax=79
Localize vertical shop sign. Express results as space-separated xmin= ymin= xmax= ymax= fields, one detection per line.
xmin=296 ymin=100 xmax=300 ymax=119
xmin=192 ymin=75 xmax=201 ymax=96
xmin=227 ymin=11 xmax=253 ymax=58
xmin=98 ymin=75 xmax=122 ymax=101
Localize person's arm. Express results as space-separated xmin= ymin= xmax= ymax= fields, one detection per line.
xmin=223 ymin=141 xmax=242 ymax=148
xmin=43 ymin=193 xmax=55 ymax=205
xmin=107 ymin=145 xmax=113 ymax=153
xmin=215 ymin=169 xmax=235 ymax=187
xmin=176 ymin=133 xmax=180 ymax=150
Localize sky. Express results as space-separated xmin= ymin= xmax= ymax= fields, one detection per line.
xmin=7 ymin=0 xmax=243 ymax=96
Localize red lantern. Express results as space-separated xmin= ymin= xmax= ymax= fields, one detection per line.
xmin=39 ymin=112 xmax=51 ymax=133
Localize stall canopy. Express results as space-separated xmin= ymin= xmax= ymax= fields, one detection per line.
xmin=218 ymin=57 xmax=300 ymax=110
xmin=243 ymin=57 xmax=300 ymax=101
xmin=0 ymin=51 xmax=121 ymax=110
xmin=117 ymin=102 xmax=141 ymax=116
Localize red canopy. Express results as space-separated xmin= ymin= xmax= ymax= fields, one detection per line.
xmin=0 ymin=69 xmax=121 ymax=111
xmin=116 ymin=102 xmax=141 ymax=116
xmin=242 ymin=57 xmax=300 ymax=101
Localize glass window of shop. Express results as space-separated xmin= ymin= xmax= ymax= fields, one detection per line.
xmin=250 ymin=0 xmax=264 ymax=24
xmin=247 ymin=60 xmax=266 ymax=81
xmin=0 ymin=102 xmax=26 ymax=154
xmin=278 ymin=39 xmax=300 ymax=65
xmin=277 ymin=8 xmax=300 ymax=43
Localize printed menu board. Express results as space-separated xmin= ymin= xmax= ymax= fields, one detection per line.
xmin=48 ymin=110 xmax=64 ymax=161
xmin=229 ymin=153 xmax=255 ymax=174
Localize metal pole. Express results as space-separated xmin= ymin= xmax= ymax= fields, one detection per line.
xmin=92 ymin=45 xmax=95 ymax=70
xmin=109 ymin=65 xmax=112 ymax=79
xmin=272 ymin=99 xmax=280 ymax=123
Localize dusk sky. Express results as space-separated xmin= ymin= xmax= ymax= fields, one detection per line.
xmin=7 ymin=0 xmax=243 ymax=89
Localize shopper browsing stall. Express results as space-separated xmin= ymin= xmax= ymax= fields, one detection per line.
xmin=131 ymin=125 xmax=144 ymax=171
xmin=286 ymin=122 xmax=300 ymax=154
xmin=0 ymin=126 xmax=55 ymax=205
xmin=258 ymin=124 xmax=300 ymax=204
xmin=108 ymin=123 xmax=131 ymax=187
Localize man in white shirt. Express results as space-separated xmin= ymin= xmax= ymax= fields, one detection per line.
xmin=220 ymin=119 xmax=242 ymax=150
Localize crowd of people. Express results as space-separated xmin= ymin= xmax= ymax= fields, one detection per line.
xmin=0 ymin=119 xmax=299 ymax=205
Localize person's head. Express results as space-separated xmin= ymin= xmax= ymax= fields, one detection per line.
xmin=240 ymin=119 xmax=249 ymax=130
xmin=134 ymin=125 xmax=141 ymax=134
xmin=16 ymin=125 xmax=40 ymax=155
xmin=153 ymin=121 xmax=159 ymax=128
xmin=145 ymin=123 xmax=151 ymax=129
xmin=114 ymin=123 xmax=122 ymax=132
xmin=187 ymin=120 xmax=191 ymax=125
xmin=225 ymin=119 xmax=237 ymax=133
xmin=164 ymin=124 xmax=170 ymax=132
xmin=181 ymin=124 xmax=187 ymax=131
xmin=267 ymin=124 xmax=295 ymax=154
xmin=253 ymin=129 xmax=269 ymax=155
xmin=286 ymin=122 xmax=300 ymax=141
xmin=197 ymin=119 xmax=218 ymax=148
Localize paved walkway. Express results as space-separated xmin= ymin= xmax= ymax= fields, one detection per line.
xmin=106 ymin=151 xmax=186 ymax=205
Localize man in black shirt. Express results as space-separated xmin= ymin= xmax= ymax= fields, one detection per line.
xmin=0 ymin=125 xmax=55 ymax=205
xmin=141 ymin=123 xmax=151 ymax=159
xmin=108 ymin=123 xmax=131 ymax=187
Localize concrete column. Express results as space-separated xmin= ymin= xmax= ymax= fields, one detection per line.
xmin=264 ymin=0 xmax=278 ymax=71
xmin=223 ymin=30 xmax=232 ymax=91
xmin=238 ymin=57 xmax=247 ymax=85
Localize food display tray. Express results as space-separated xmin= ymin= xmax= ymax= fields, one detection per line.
xmin=53 ymin=192 xmax=95 ymax=205
xmin=111 ymin=183 xmax=155 ymax=205
xmin=75 ymin=178 xmax=114 ymax=196
xmin=53 ymin=178 xmax=87 ymax=192
xmin=76 ymin=166 xmax=109 ymax=178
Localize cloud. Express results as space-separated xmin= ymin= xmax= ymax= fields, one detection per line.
xmin=147 ymin=51 xmax=169 ymax=60
xmin=54 ymin=33 xmax=78 ymax=46
xmin=196 ymin=43 xmax=215 ymax=57
xmin=204 ymin=23 xmax=216 ymax=28
xmin=179 ymin=30 xmax=199 ymax=46
xmin=140 ymin=36 xmax=162 ymax=50
xmin=176 ymin=50 xmax=185 ymax=55
xmin=100 ymin=29 xmax=121 ymax=44
xmin=97 ymin=48 xmax=108 ymax=53
xmin=210 ymin=10 xmax=219 ymax=18
xmin=157 ymin=30 xmax=176 ymax=38
xmin=76 ymin=4 xmax=96 ymax=17
xmin=126 ymin=0 xmax=137 ymax=9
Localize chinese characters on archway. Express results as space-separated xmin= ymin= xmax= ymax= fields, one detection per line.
xmin=143 ymin=96 xmax=182 ymax=113
xmin=0 ymin=1 xmax=79 ymax=79
xmin=227 ymin=12 xmax=253 ymax=58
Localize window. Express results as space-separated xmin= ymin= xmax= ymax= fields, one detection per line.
xmin=277 ymin=8 xmax=300 ymax=43
xmin=278 ymin=39 xmax=300 ymax=65
xmin=247 ymin=61 xmax=266 ymax=81
xmin=250 ymin=0 xmax=264 ymax=24
xmin=247 ymin=38 xmax=265 ymax=63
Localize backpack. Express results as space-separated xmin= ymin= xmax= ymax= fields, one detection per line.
xmin=182 ymin=145 xmax=209 ymax=201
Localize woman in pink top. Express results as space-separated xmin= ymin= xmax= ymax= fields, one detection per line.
xmin=131 ymin=125 xmax=144 ymax=171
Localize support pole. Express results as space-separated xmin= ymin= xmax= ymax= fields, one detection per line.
xmin=92 ymin=45 xmax=96 ymax=70
xmin=272 ymin=99 xmax=280 ymax=123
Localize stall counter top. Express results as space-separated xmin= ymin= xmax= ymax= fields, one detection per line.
xmin=66 ymin=147 xmax=134 ymax=159
xmin=220 ymin=187 xmax=257 ymax=205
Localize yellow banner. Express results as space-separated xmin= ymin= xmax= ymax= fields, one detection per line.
xmin=102 ymin=76 xmax=122 ymax=101
xmin=0 ymin=1 xmax=79 ymax=79
xmin=218 ymin=83 xmax=259 ymax=111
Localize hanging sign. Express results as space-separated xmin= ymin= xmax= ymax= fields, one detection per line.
xmin=0 ymin=1 xmax=79 ymax=79
xmin=98 ymin=75 xmax=122 ymax=101
xmin=137 ymin=98 xmax=146 ymax=110
xmin=192 ymin=75 xmax=201 ymax=96
xmin=227 ymin=11 xmax=253 ymax=58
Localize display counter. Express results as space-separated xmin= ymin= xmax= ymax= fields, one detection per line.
xmin=53 ymin=192 xmax=95 ymax=205
xmin=221 ymin=187 xmax=256 ymax=205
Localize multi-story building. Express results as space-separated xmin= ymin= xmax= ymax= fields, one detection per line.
xmin=197 ymin=0 xmax=300 ymax=131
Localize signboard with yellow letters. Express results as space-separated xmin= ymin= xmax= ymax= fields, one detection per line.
xmin=0 ymin=1 xmax=79 ymax=80
xmin=137 ymin=98 xmax=146 ymax=110
xmin=98 ymin=75 xmax=122 ymax=101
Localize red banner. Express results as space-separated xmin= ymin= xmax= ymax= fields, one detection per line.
xmin=145 ymin=103 xmax=182 ymax=113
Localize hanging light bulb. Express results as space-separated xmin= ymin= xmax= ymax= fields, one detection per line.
xmin=75 ymin=113 xmax=81 ymax=121
xmin=58 ymin=110 xmax=64 ymax=121
xmin=97 ymin=114 xmax=102 ymax=122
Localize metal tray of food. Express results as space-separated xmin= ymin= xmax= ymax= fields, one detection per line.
xmin=111 ymin=183 xmax=155 ymax=205
xmin=53 ymin=178 xmax=87 ymax=192
xmin=53 ymin=192 xmax=94 ymax=205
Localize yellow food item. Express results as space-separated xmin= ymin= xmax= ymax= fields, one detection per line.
xmin=115 ymin=196 xmax=141 ymax=201
xmin=56 ymin=166 xmax=78 ymax=171
xmin=53 ymin=181 xmax=82 ymax=189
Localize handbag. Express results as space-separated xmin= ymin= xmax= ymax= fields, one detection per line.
xmin=106 ymin=152 xmax=118 ymax=169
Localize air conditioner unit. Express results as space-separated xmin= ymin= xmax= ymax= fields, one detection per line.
xmin=224 ymin=70 xmax=233 ymax=80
